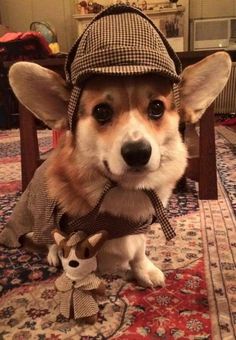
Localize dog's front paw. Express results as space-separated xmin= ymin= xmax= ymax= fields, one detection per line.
xmin=47 ymin=244 xmax=60 ymax=267
xmin=131 ymin=259 xmax=165 ymax=288
xmin=145 ymin=266 xmax=165 ymax=288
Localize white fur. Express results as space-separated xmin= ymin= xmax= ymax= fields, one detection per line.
xmin=97 ymin=234 xmax=165 ymax=287
xmin=98 ymin=112 xmax=162 ymax=177
xmin=48 ymin=244 xmax=60 ymax=267
xmin=76 ymin=79 xmax=186 ymax=193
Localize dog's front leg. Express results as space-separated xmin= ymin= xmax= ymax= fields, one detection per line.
xmin=22 ymin=232 xmax=60 ymax=266
xmin=97 ymin=234 xmax=165 ymax=287
xmin=130 ymin=234 xmax=165 ymax=288
xmin=47 ymin=244 xmax=60 ymax=266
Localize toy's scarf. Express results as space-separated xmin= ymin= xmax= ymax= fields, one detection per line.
xmin=55 ymin=272 xmax=102 ymax=319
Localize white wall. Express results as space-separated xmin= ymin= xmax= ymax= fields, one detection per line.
xmin=1 ymin=0 xmax=235 ymax=51
xmin=0 ymin=0 xmax=77 ymax=52
xmin=190 ymin=0 xmax=236 ymax=19
xmin=0 ymin=0 xmax=189 ymax=52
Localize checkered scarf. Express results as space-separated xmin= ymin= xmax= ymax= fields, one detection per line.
xmin=65 ymin=4 xmax=182 ymax=130
xmin=55 ymin=272 xmax=102 ymax=319
xmin=60 ymin=182 xmax=176 ymax=241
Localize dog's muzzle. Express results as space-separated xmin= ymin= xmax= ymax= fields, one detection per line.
xmin=121 ymin=140 xmax=152 ymax=168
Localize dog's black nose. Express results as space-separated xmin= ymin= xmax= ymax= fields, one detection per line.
xmin=121 ymin=141 xmax=152 ymax=167
xmin=68 ymin=260 xmax=79 ymax=268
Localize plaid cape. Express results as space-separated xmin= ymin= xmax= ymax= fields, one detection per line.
xmin=0 ymin=160 xmax=175 ymax=248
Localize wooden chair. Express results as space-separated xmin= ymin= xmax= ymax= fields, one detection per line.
xmin=19 ymin=103 xmax=65 ymax=191
xmin=19 ymin=103 xmax=47 ymax=191
xmin=0 ymin=61 xmax=18 ymax=128
xmin=0 ymin=35 xmax=53 ymax=128
xmin=185 ymin=102 xmax=217 ymax=199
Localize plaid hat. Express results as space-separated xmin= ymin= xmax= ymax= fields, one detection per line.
xmin=66 ymin=231 xmax=87 ymax=247
xmin=65 ymin=4 xmax=182 ymax=130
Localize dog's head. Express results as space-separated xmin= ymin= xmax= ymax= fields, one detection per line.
xmin=52 ymin=229 xmax=108 ymax=279
xmin=8 ymin=5 xmax=232 ymax=191
xmin=73 ymin=73 xmax=186 ymax=190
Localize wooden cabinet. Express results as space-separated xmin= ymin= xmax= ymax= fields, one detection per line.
xmin=73 ymin=6 xmax=188 ymax=51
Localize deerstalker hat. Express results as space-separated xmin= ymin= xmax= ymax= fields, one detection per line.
xmin=65 ymin=4 xmax=182 ymax=130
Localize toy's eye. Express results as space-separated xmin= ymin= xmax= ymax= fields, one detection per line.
xmin=84 ymin=247 xmax=90 ymax=259
xmin=148 ymin=100 xmax=165 ymax=120
xmin=92 ymin=103 xmax=113 ymax=125
xmin=59 ymin=245 xmax=70 ymax=258
xmin=75 ymin=244 xmax=91 ymax=259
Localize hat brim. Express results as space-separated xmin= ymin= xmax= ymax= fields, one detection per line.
xmin=76 ymin=65 xmax=181 ymax=84
xmin=70 ymin=46 xmax=181 ymax=85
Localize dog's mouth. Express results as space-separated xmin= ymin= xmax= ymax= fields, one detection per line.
xmin=103 ymin=160 xmax=112 ymax=174
xmin=102 ymin=159 xmax=160 ymax=190
xmin=103 ymin=160 xmax=148 ymax=177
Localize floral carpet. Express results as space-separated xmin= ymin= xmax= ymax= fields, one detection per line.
xmin=0 ymin=129 xmax=235 ymax=339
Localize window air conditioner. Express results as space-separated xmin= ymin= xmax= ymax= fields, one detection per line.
xmin=191 ymin=17 xmax=236 ymax=51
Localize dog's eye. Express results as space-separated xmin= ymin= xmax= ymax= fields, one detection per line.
xmin=92 ymin=103 xmax=113 ymax=125
xmin=148 ymin=100 xmax=165 ymax=120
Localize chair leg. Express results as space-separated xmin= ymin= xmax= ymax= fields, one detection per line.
xmin=19 ymin=103 xmax=40 ymax=192
xmin=199 ymin=103 xmax=217 ymax=200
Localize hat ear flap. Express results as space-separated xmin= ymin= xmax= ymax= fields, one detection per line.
xmin=77 ymin=231 xmax=109 ymax=259
xmin=52 ymin=229 xmax=66 ymax=246
xmin=87 ymin=230 xmax=109 ymax=252
xmin=52 ymin=229 xmax=72 ymax=258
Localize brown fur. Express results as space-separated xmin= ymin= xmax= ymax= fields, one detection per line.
xmin=46 ymin=131 xmax=107 ymax=216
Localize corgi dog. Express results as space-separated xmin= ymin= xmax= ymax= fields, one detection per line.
xmin=3 ymin=50 xmax=231 ymax=288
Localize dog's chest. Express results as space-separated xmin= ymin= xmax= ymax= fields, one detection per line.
xmin=61 ymin=187 xmax=155 ymax=239
xmin=99 ymin=188 xmax=154 ymax=221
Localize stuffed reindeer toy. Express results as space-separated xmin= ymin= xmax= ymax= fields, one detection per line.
xmin=52 ymin=229 xmax=108 ymax=324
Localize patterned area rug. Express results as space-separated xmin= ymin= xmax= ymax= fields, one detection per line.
xmin=0 ymin=129 xmax=235 ymax=339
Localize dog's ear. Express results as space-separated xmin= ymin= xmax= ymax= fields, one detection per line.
xmin=9 ymin=62 xmax=70 ymax=129
xmin=179 ymin=52 xmax=231 ymax=123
